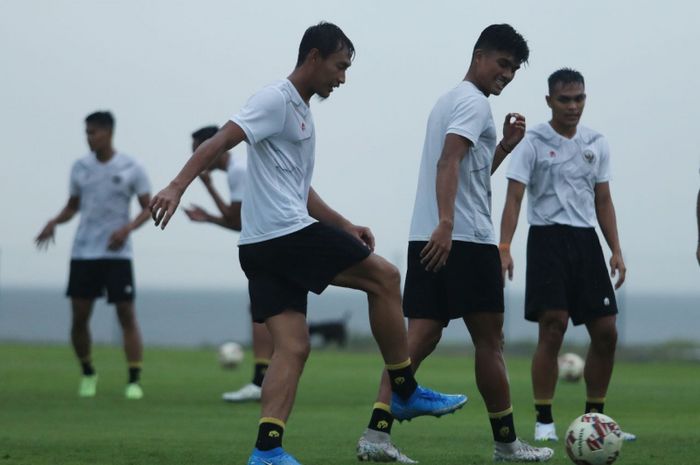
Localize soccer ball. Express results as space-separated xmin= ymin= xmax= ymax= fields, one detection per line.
xmin=559 ymin=352 xmax=585 ymax=382
xmin=218 ymin=342 xmax=244 ymax=369
xmin=565 ymin=413 xmax=623 ymax=465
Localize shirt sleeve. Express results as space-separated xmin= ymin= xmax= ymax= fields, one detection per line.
xmin=596 ymin=137 xmax=611 ymax=183
xmin=132 ymin=163 xmax=151 ymax=196
xmin=228 ymin=158 xmax=246 ymax=203
xmin=445 ymin=95 xmax=490 ymax=146
xmin=231 ymin=86 xmax=286 ymax=145
xmin=69 ymin=161 xmax=81 ymax=197
xmin=506 ymin=137 xmax=535 ymax=185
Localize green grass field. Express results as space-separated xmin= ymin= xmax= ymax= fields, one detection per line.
xmin=1 ymin=343 xmax=698 ymax=465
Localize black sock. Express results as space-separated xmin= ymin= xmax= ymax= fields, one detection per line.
xmin=489 ymin=408 xmax=517 ymax=443
xmin=252 ymin=360 xmax=269 ymax=387
xmin=535 ymin=400 xmax=553 ymax=424
xmin=81 ymin=360 xmax=95 ymax=376
xmin=128 ymin=366 xmax=141 ymax=384
xmin=386 ymin=359 xmax=418 ymax=400
xmin=255 ymin=418 xmax=284 ymax=451
xmin=367 ymin=402 xmax=394 ymax=434
xmin=585 ymin=398 xmax=605 ymax=414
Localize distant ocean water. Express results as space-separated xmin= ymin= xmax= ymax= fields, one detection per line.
xmin=0 ymin=286 xmax=697 ymax=347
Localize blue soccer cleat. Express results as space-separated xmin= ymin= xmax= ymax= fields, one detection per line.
xmin=391 ymin=385 xmax=468 ymax=422
xmin=247 ymin=448 xmax=302 ymax=465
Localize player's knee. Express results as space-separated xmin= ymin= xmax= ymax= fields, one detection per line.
xmin=540 ymin=318 xmax=567 ymax=344
xmin=365 ymin=256 xmax=401 ymax=295
xmin=281 ymin=337 xmax=311 ymax=363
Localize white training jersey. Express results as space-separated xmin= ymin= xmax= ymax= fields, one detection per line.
xmin=409 ymin=80 xmax=498 ymax=245
xmin=227 ymin=151 xmax=247 ymax=203
xmin=506 ymin=122 xmax=611 ymax=228
xmin=232 ymin=79 xmax=316 ymax=245
xmin=69 ymin=152 xmax=150 ymax=259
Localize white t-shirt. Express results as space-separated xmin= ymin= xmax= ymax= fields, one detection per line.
xmin=409 ymin=80 xmax=498 ymax=245
xmin=226 ymin=151 xmax=247 ymax=203
xmin=232 ymin=79 xmax=316 ymax=245
xmin=69 ymin=152 xmax=150 ymax=259
xmin=506 ymin=123 xmax=611 ymax=228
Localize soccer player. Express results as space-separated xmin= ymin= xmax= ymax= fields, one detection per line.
xmin=35 ymin=111 xmax=151 ymax=400
xmin=149 ymin=22 xmax=467 ymax=465
xmin=499 ymin=68 xmax=636 ymax=442
xmin=184 ymin=125 xmax=273 ymax=402
xmin=357 ymin=24 xmax=553 ymax=463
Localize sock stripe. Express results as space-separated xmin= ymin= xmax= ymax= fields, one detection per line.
xmin=586 ymin=397 xmax=606 ymax=403
xmin=373 ymin=402 xmax=391 ymax=413
xmin=534 ymin=399 xmax=553 ymax=405
xmin=488 ymin=406 xmax=513 ymax=419
xmin=128 ymin=362 xmax=142 ymax=368
xmin=259 ymin=417 xmax=285 ymax=429
xmin=385 ymin=358 xmax=411 ymax=370
xmin=254 ymin=358 xmax=271 ymax=365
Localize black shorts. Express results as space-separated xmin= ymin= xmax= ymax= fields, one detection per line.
xmin=66 ymin=259 xmax=135 ymax=303
xmin=238 ymin=222 xmax=371 ymax=323
xmin=403 ymin=241 xmax=504 ymax=325
xmin=525 ymin=225 xmax=618 ymax=325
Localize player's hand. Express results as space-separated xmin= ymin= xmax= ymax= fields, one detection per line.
xmin=198 ymin=171 xmax=212 ymax=186
xmin=183 ymin=204 xmax=210 ymax=223
xmin=499 ymin=244 xmax=514 ymax=285
xmin=35 ymin=221 xmax=56 ymax=250
xmin=345 ymin=224 xmax=375 ymax=251
xmin=609 ymin=252 xmax=626 ymax=289
xmin=150 ymin=183 xmax=184 ymax=229
xmin=108 ymin=226 xmax=131 ymax=250
xmin=421 ymin=221 xmax=452 ymax=272
xmin=501 ymin=112 xmax=526 ymax=152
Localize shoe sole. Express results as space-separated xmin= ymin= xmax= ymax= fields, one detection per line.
xmin=395 ymin=397 xmax=468 ymax=423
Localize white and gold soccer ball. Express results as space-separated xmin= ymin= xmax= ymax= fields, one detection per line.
xmin=565 ymin=413 xmax=623 ymax=465
xmin=218 ymin=342 xmax=244 ymax=369
xmin=558 ymin=352 xmax=585 ymax=382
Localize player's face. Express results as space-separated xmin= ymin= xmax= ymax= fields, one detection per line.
xmin=546 ymin=82 xmax=586 ymax=129
xmin=312 ymin=47 xmax=352 ymax=99
xmin=475 ymin=50 xmax=520 ymax=96
xmin=85 ymin=123 xmax=111 ymax=153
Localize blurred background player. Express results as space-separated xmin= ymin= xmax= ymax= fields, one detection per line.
xmin=184 ymin=125 xmax=273 ymax=402
xmin=150 ymin=22 xmax=467 ymax=465
xmin=35 ymin=111 xmax=151 ymax=400
xmin=499 ymin=68 xmax=636 ymax=442
xmin=357 ymin=24 xmax=553 ymax=463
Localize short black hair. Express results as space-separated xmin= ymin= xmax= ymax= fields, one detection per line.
xmin=296 ymin=21 xmax=355 ymax=67
xmin=548 ymin=68 xmax=585 ymax=93
xmin=473 ymin=24 xmax=529 ymax=65
xmin=191 ymin=125 xmax=218 ymax=143
xmin=85 ymin=111 xmax=114 ymax=130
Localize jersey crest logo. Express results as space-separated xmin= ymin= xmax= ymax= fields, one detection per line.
xmin=549 ymin=150 xmax=556 ymax=158
xmin=583 ymin=149 xmax=595 ymax=164
xmin=112 ymin=175 xmax=122 ymax=184
xmin=301 ymin=122 xmax=306 ymax=131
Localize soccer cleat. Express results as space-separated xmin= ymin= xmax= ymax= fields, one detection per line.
xmin=78 ymin=374 xmax=98 ymax=397
xmin=621 ymin=430 xmax=637 ymax=441
xmin=493 ymin=438 xmax=554 ymax=462
xmin=125 ymin=383 xmax=144 ymax=400
xmin=357 ymin=434 xmax=418 ymax=463
xmin=222 ymin=383 xmax=262 ymax=403
xmin=247 ymin=447 xmax=302 ymax=465
xmin=534 ymin=422 xmax=559 ymax=442
xmin=390 ymin=385 xmax=467 ymax=422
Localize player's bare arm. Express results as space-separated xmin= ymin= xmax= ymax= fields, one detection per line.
xmin=492 ymin=113 xmax=526 ymax=174
xmin=108 ymin=193 xmax=152 ymax=250
xmin=151 ymin=121 xmax=246 ymax=229
xmin=594 ymin=182 xmax=626 ymax=288
xmin=421 ymin=133 xmax=471 ymax=272
xmin=35 ymin=196 xmax=80 ymax=250
xmin=498 ymin=179 xmax=526 ymax=283
xmin=307 ymin=187 xmax=374 ymax=251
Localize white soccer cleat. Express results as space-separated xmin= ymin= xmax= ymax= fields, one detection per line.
xmin=621 ymin=430 xmax=637 ymax=441
xmin=356 ymin=430 xmax=418 ymax=463
xmin=222 ymin=383 xmax=261 ymax=403
xmin=534 ymin=422 xmax=559 ymax=442
xmin=494 ymin=438 xmax=554 ymax=462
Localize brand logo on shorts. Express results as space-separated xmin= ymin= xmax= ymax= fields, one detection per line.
xmin=583 ymin=149 xmax=595 ymax=163
xmin=124 ymin=285 xmax=133 ymax=294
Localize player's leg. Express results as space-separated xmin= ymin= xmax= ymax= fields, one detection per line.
xmin=223 ymin=320 xmax=272 ymax=403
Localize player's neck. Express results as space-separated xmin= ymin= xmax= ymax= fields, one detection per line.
xmin=94 ymin=147 xmax=116 ymax=162
xmin=549 ymin=120 xmax=577 ymax=139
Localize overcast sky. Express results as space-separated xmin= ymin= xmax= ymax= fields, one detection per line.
xmin=1 ymin=0 xmax=698 ymax=295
